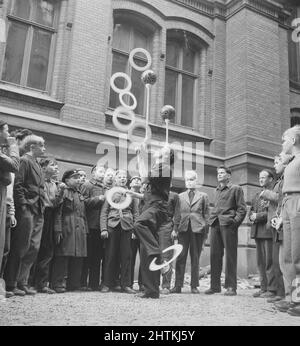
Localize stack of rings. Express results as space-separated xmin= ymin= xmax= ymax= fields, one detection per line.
xmin=107 ymin=47 xmax=154 ymax=210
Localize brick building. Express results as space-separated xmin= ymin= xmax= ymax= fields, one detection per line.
xmin=0 ymin=0 xmax=300 ymax=276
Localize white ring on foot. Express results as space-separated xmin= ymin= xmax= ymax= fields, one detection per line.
xmin=112 ymin=106 xmax=136 ymax=132
xmin=129 ymin=48 xmax=152 ymax=72
xmin=106 ymin=187 xmax=132 ymax=210
xmin=110 ymin=72 xmax=132 ymax=93
xmin=149 ymin=244 xmax=183 ymax=271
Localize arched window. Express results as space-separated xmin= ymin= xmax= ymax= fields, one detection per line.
xmin=1 ymin=0 xmax=60 ymax=91
xmin=289 ymin=6 xmax=300 ymax=86
xmin=291 ymin=108 xmax=300 ymax=126
xmin=164 ymin=30 xmax=201 ymax=128
xmin=109 ymin=15 xmax=154 ymax=116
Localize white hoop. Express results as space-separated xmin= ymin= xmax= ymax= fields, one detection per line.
xmin=110 ymin=72 xmax=132 ymax=93
xmin=129 ymin=48 xmax=152 ymax=72
xmin=119 ymin=91 xmax=137 ymax=111
xmin=106 ymin=187 xmax=132 ymax=210
xmin=128 ymin=122 xmax=152 ymax=143
xmin=112 ymin=106 xmax=136 ymax=132
xmin=291 ymin=278 xmax=300 ymax=303
xmin=149 ymin=244 xmax=183 ymax=271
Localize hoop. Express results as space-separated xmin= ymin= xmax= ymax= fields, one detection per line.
xmin=112 ymin=106 xmax=136 ymax=132
xmin=119 ymin=91 xmax=137 ymax=111
xmin=110 ymin=72 xmax=132 ymax=93
xmin=129 ymin=48 xmax=152 ymax=72
xmin=106 ymin=187 xmax=132 ymax=210
xmin=149 ymin=244 xmax=183 ymax=271
xmin=128 ymin=122 xmax=152 ymax=143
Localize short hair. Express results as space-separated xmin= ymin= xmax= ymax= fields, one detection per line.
xmin=184 ymin=170 xmax=198 ymax=180
xmin=115 ymin=169 xmax=127 ymax=177
xmin=40 ymin=157 xmax=57 ymax=168
xmin=217 ymin=165 xmax=231 ymax=175
xmin=105 ymin=168 xmax=115 ymax=176
xmin=0 ymin=120 xmax=7 ymax=130
xmin=259 ymin=169 xmax=274 ymax=179
xmin=283 ymin=125 xmax=300 ymax=145
xmin=14 ymin=129 xmax=33 ymax=142
xmin=20 ymin=135 xmax=44 ymax=153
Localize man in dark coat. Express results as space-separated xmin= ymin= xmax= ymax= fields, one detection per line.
xmin=0 ymin=121 xmax=19 ymax=296
xmin=205 ymin=166 xmax=246 ymax=296
xmin=249 ymin=169 xmax=277 ymax=299
xmin=170 ymin=170 xmax=209 ymax=294
xmin=5 ymin=135 xmax=45 ymax=296
xmin=51 ymin=170 xmax=90 ymax=293
xmin=134 ymin=145 xmax=174 ymax=299
xmin=80 ymin=164 xmax=106 ymax=290
xmin=100 ymin=170 xmax=139 ymax=294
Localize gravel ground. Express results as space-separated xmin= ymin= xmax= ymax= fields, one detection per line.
xmin=1 ymin=284 xmax=300 ymax=326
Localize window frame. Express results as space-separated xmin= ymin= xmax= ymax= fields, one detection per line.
xmin=289 ymin=6 xmax=300 ymax=87
xmin=164 ymin=32 xmax=200 ymax=128
xmin=110 ymin=20 xmax=153 ymax=116
xmin=0 ymin=0 xmax=60 ymax=93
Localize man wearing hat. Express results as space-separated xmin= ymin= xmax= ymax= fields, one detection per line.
xmin=0 ymin=121 xmax=19 ymax=297
xmin=51 ymin=169 xmax=89 ymax=292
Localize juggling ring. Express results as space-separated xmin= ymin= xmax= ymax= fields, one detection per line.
xmin=110 ymin=72 xmax=132 ymax=93
xmin=106 ymin=187 xmax=132 ymax=210
xmin=149 ymin=244 xmax=183 ymax=271
xmin=112 ymin=106 xmax=136 ymax=132
xmin=119 ymin=91 xmax=137 ymax=111
xmin=128 ymin=121 xmax=152 ymax=144
xmin=129 ymin=48 xmax=152 ymax=72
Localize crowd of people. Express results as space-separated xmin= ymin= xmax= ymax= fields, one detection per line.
xmin=0 ymin=119 xmax=300 ymax=316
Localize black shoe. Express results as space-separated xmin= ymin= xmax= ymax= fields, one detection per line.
xmin=122 ymin=286 xmax=136 ymax=294
xmin=205 ymin=288 xmax=221 ymax=295
xmin=139 ymin=285 xmax=145 ymax=292
xmin=253 ymin=289 xmax=266 ymax=298
xmin=140 ymin=292 xmax=159 ymax=299
xmin=170 ymin=286 xmax=181 ymax=294
xmin=100 ymin=285 xmax=110 ymax=293
xmin=18 ymin=285 xmax=36 ymax=295
xmin=5 ymin=291 xmax=15 ymax=298
xmin=38 ymin=287 xmax=56 ymax=294
xmin=287 ymin=305 xmax=300 ymax=316
xmin=275 ymin=300 xmax=296 ymax=312
xmin=54 ymin=287 xmax=66 ymax=294
xmin=224 ymin=288 xmax=237 ymax=296
xmin=7 ymin=288 xmax=25 ymax=297
xmin=191 ymin=287 xmax=200 ymax=294
xmin=112 ymin=285 xmax=122 ymax=292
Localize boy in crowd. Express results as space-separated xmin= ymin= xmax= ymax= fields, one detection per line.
xmin=206 ymin=166 xmax=246 ymax=296
xmin=129 ymin=176 xmax=143 ymax=291
xmin=259 ymin=155 xmax=290 ymax=305
xmin=100 ymin=170 xmax=139 ymax=294
xmin=0 ymin=121 xmax=19 ymax=297
xmin=171 ymin=170 xmax=209 ymax=294
xmin=5 ymin=135 xmax=45 ymax=296
xmin=80 ymin=164 xmax=106 ymax=291
xmin=249 ymin=170 xmax=277 ymax=299
xmin=78 ymin=170 xmax=87 ymax=187
xmin=276 ymin=126 xmax=300 ymax=316
xmin=51 ymin=170 xmax=89 ymax=293
xmin=33 ymin=158 xmax=64 ymax=294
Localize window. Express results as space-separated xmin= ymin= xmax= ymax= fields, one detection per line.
xmin=164 ymin=30 xmax=200 ymax=128
xmin=109 ymin=18 xmax=153 ymax=116
xmin=291 ymin=109 xmax=300 ymax=127
xmin=289 ymin=6 xmax=300 ymax=85
xmin=1 ymin=0 xmax=59 ymax=91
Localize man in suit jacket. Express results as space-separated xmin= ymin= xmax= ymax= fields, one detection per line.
xmin=250 ymin=169 xmax=278 ymax=299
xmin=205 ymin=166 xmax=246 ymax=296
xmin=5 ymin=135 xmax=46 ymax=296
xmin=170 ymin=170 xmax=210 ymax=294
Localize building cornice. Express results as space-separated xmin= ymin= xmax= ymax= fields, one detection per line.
xmin=167 ymin=0 xmax=291 ymax=25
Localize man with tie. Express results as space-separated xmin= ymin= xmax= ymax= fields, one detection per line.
xmin=170 ymin=170 xmax=210 ymax=294
xmin=205 ymin=166 xmax=246 ymax=296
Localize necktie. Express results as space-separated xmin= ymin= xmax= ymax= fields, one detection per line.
xmin=189 ymin=189 xmax=194 ymax=204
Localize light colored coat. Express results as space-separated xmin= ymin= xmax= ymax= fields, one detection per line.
xmin=176 ymin=190 xmax=210 ymax=234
